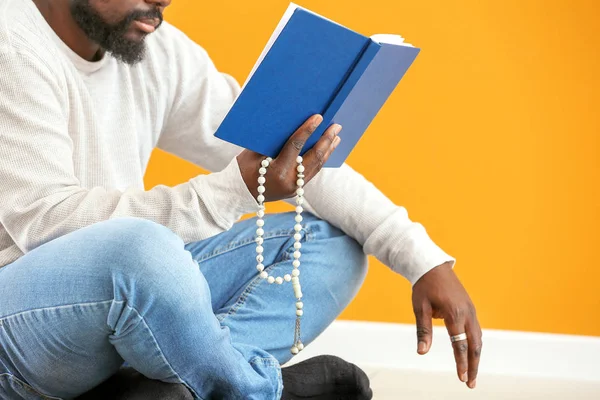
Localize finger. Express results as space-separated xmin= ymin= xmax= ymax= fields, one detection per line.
xmin=302 ymin=123 xmax=341 ymax=182
xmin=466 ymin=314 xmax=483 ymax=389
xmin=445 ymin=318 xmax=469 ymax=384
xmin=413 ymin=302 xmax=433 ymax=355
xmin=277 ymin=114 xmax=323 ymax=165
xmin=312 ymin=129 xmax=341 ymax=177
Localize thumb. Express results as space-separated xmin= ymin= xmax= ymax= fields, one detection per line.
xmin=414 ymin=302 xmax=433 ymax=355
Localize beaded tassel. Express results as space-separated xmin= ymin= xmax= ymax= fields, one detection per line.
xmin=255 ymin=156 xmax=306 ymax=355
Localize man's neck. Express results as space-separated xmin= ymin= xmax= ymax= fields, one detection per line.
xmin=32 ymin=0 xmax=103 ymax=61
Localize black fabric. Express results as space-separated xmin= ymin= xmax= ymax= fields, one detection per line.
xmin=75 ymin=368 xmax=193 ymax=400
xmin=76 ymin=355 xmax=373 ymax=399
xmin=281 ymin=355 xmax=373 ymax=400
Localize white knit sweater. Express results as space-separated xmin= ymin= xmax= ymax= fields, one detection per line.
xmin=0 ymin=0 xmax=453 ymax=285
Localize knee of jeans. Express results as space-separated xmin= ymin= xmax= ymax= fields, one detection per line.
xmin=303 ymin=220 xmax=369 ymax=297
xmin=92 ymin=218 xmax=193 ymax=283
xmin=331 ymin=234 xmax=368 ymax=288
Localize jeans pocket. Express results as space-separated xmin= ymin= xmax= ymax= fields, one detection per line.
xmin=0 ymin=374 xmax=63 ymax=400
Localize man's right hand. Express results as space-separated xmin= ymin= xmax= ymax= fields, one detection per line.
xmin=237 ymin=114 xmax=341 ymax=202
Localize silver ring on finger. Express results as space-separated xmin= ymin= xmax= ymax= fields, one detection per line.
xmin=450 ymin=333 xmax=468 ymax=343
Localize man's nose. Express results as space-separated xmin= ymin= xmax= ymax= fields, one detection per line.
xmin=145 ymin=0 xmax=172 ymax=11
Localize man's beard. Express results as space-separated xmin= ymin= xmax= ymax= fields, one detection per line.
xmin=69 ymin=0 xmax=163 ymax=65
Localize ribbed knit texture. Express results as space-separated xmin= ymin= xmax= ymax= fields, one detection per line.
xmin=0 ymin=0 xmax=453 ymax=285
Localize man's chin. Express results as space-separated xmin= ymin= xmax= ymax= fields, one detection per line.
xmin=106 ymin=44 xmax=146 ymax=65
xmin=123 ymin=29 xmax=148 ymax=43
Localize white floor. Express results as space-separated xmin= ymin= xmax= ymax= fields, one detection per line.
xmin=362 ymin=367 xmax=600 ymax=399
xmin=286 ymin=321 xmax=600 ymax=400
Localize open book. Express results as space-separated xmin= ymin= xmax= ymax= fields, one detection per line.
xmin=215 ymin=3 xmax=420 ymax=168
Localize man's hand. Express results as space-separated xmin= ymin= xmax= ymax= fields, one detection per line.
xmin=412 ymin=262 xmax=482 ymax=389
xmin=237 ymin=114 xmax=341 ymax=202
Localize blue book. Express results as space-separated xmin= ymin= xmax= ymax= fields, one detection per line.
xmin=214 ymin=3 xmax=420 ymax=168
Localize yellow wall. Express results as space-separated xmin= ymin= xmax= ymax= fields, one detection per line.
xmin=145 ymin=0 xmax=600 ymax=336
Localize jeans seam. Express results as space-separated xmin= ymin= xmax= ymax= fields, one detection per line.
xmin=247 ymin=357 xmax=283 ymax=399
xmin=194 ymin=231 xmax=294 ymax=263
xmin=0 ymin=373 xmax=64 ymax=400
xmin=111 ymin=301 xmax=204 ymax=400
xmin=216 ymin=258 xmax=289 ymax=323
xmin=0 ymin=300 xmax=202 ymax=400
xmin=248 ymin=356 xmax=279 ymax=368
xmin=0 ymin=300 xmax=114 ymax=323
xmin=194 ymin=214 xmax=318 ymax=262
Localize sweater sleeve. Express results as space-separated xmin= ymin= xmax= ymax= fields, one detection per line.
xmin=155 ymin=27 xmax=454 ymax=285
xmin=290 ymin=164 xmax=455 ymax=285
xmin=0 ymin=45 xmax=259 ymax=254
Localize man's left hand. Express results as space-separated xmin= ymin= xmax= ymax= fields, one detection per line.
xmin=412 ymin=262 xmax=482 ymax=389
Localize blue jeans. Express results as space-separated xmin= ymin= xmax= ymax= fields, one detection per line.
xmin=0 ymin=212 xmax=368 ymax=399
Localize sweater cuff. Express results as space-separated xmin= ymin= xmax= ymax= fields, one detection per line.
xmin=394 ymin=225 xmax=456 ymax=286
xmin=190 ymin=157 xmax=260 ymax=230
xmin=363 ymin=209 xmax=455 ymax=286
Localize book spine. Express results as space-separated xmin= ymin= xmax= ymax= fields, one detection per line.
xmin=307 ymin=40 xmax=382 ymax=143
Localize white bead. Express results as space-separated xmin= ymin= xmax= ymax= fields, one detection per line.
xmin=256 ymin=255 xmax=264 ymax=263
xmin=257 ymin=195 xmax=265 ymax=203
xmin=256 ymin=228 xmax=264 ymax=236
xmin=266 ymin=157 xmax=273 ymax=162
xmin=256 ymin=246 xmax=264 ymax=254
xmin=292 ymin=277 xmax=300 ymax=284
xmin=284 ymin=274 xmax=292 ymax=282
xmin=296 ymin=310 xmax=304 ymax=316
xmin=256 ymin=219 xmax=264 ymax=227
xmin=261 ymin=159 xmax=270 ymax=168
xmin=297 ymin=165 xmax=305 ymax=173
xmin=255 ymin=237 xmax=263 ymax=245
xmin=257 ymin=210 xmax=265 ymax=218
xmin=296 ymin=156 xmax=303 ymax=163
xmin=296 ymin=197 xmax=304 ymax=205
xmin=258 ymin=176 xmax=266 ymax=184
xmin=275 ymin=277 xmax=283 ymax=284
xmin=293 ymin=242 xmax=302 ymax=249
xmin=292 ymin=259 xmax=300 ymax=268
xmin=259 ymin=167 xmax=267 ymax=175
xmin=296 ymin=206 xmax=303 ymax=214
xmin=294 ymin=287 xmax=303 ymax=299
xmin=296 ymin=301 xmax=304 ymax=309
xmin=260 ymin=271 xmax=268 ymax=279
xmin=294 ymin=224 xmax=302 ymax=232
xmin=292 ymin=269 xmax=300 ymax=277
xmin=267 ymin=276 xmax=275 ymax=284
xmin=291 ymin=346 xmax=299 ymax=355
xmin=294 ymin=233 xmax=302 ymax=241
xmin=296 ymin=188 xmax=304 ymax=196
xmin=296 ymin=179 xmax=304 ymax=187
xmin=298 ymin=343 xmax=304 ymax=351
xmin=293 ymin=251 xmax=301 ymax=259
xmin=257 ymin=186 xmax=265 ymax=194
xmin=295 ymin=215 xmax=303 ymax=223
xmin=257 ymin=264 xmax=265 ymax=272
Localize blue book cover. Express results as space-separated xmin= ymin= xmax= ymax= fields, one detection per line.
xmin=214 ymin=3 xmax=420 ymax=168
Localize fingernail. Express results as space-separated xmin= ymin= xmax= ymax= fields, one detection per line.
xmin=469 ymin=379 xmax=477 ymax=389
xmin=333 ymin=124 xmax=342 ymax=135
xmin=461 ymin=372 xmax=468 ymax=382
xmin=312 ymin=115 xmax=323 ymax=129
xmin=417 ymin=341 xmax=427 ymax=354
xmin=333 ymin=136 xmax=341 ymax=148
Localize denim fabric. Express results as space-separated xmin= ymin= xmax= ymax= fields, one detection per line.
xmin=0 ymin=212 xmax=368 ymax=399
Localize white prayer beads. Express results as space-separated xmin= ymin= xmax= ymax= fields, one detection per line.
xmin=255 ymin=156 xmax=306 ymax=355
